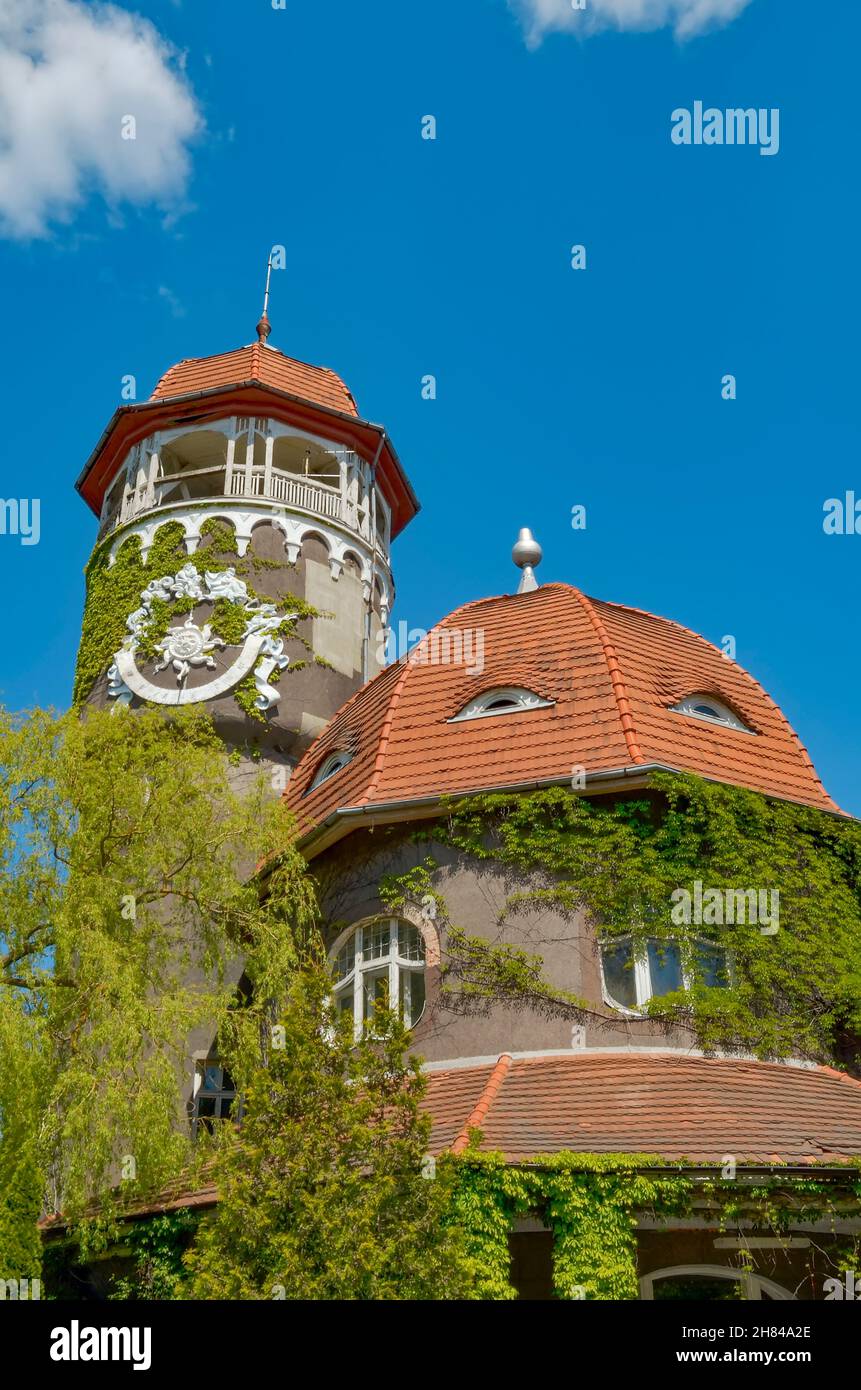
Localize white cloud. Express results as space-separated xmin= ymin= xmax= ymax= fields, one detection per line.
xmin=0 ymin=0 xmax=202 ymax=239
xmin=157 ymin=284 xmax=186 ymax=318
xmin=509 ymin=0 xmax=753 ymax=45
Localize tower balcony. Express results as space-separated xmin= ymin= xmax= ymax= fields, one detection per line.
xmin=97 ymin=418 xmax=392 ymax=558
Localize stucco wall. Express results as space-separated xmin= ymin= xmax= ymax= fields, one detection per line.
xmin=313 ymin=822 xmax=696 ymax=1066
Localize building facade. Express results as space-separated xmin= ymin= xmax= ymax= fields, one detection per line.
xmin=71 ymin=324 xmax=861 ymax=1301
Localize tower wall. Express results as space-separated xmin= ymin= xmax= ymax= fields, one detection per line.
xmin=77 ymin=502 xmax=389 ymax=790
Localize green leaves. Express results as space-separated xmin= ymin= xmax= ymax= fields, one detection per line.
xmin=440 ymin=776 xmax=861 ymax=1065
xmin=185 ymin=967 xmax=477 ymax=1300
xmin=0 ymin=703 xmax=317 ymax=1267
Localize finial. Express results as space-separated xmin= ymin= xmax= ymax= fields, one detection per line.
xmin=256 ymin=252 xmax=273 ymax=344
xmin=512 ymin=527 xmax=542 ymax=593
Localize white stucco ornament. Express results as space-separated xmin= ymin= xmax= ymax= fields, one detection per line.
xmin=154 ymin=619 xmax=226 ymax=682
xmin=107 ymin=564 xmax=295 ymax=712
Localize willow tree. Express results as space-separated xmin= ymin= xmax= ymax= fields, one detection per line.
xmin=0 ymin=705 xmax=317 ymax=1277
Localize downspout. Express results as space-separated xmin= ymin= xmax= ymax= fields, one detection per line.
xmin=362 ymin=430 xmax=387 ymax=683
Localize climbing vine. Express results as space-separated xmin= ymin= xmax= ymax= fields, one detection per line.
xmin=110 ymin=1209 xmax=200 ymax=1301
xmin=448 ymin=1153 xmax=861 ymax=1300
xmin=406 ymin=777 xmax=861 ymax=1067
xmin=74 ymin=516 xmax=325 ymax=722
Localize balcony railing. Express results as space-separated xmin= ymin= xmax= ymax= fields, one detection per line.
xmin=99 ymin=463 xmax=390 ymax=552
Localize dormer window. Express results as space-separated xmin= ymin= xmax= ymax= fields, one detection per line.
xmin=450 ymin=687 xmax=553 ymax=722
xmin=671 ymin=694 xmax=752 ymax=733
xmin=309 ymin=750 xmax=353 ymax=790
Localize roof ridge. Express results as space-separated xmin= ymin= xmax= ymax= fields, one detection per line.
xmin=359 ymin=656 xmax=417 ymax=805
xmin=586 ymin=594 xmax=843 ymax=815
xmin=451 ymin=1053 xmax=513 ymax=1154
xmin=571 ymin=588 xmax=646 ymax=765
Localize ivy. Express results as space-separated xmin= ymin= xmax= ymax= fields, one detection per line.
xmin=74 ymin=516 xmax=322 ymax=723
xmin=448 ymin=1154 xmax=861 ymax=1300
xmin=432 ymin=777 xmax=861 ymax=1067
xmin=110 ymin=1210 xmax=199 ymax=1300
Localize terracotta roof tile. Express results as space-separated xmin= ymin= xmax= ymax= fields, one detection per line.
xmin=422 ymin=1054 xmax=861 ymax=1163
xmin=286 ymin=584 xmax=841 ymax=838
xmin=151 ymin=343 xmax=359 ymax=417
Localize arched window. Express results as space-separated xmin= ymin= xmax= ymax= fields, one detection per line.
xmin=309 ymin=750 xmax=353 ymax=790
xmin=600 ymin=936 xmax=730 ymax=1014
xmin=450 ymin=686 xmax=553 ymax=722
xmin=640 ymin=1266 xmax=794 ymax=1301
xmin=331 ymin=919 xmax=427 ymax=1037
xmin=671 ymin=694 xmax=752 ymax=733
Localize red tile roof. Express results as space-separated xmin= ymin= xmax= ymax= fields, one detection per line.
xmin=285 ymin=583 xmax=840 ymax=840
xmin=423 ymin=1053 xmax=861 ymax=1163
xmin=151 ymin=342 xmax=359 ymax=417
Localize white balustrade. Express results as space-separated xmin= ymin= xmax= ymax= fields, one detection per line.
xmin=100 ymin=453 xmax=389 ymax=553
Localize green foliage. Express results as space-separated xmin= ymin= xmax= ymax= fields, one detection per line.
xmin=540 ymin=1157 xmax=689 ymax=1300
xmin=446 ymin=1151 xmax=531 ymax=1299
xmin=438 ymin=777 xmax=861 ymax=1064
xmin=448 ymin=1154 xmax=860 ymax=1301
xmin=185 ymin=966 xmax=479 ymax=1300
xmin=0 ymin=996 xmax=45 ymax=1283
xmin=111 ymin=1211 xmax=199 ymax=1300
xmin=0 ymin=704 xmax=318 ymax=1262
xmin=74 ymin=522 xmax=186 ymax=705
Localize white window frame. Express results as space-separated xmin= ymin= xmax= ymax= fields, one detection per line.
xmin=310 ymin=750 xmax=353 ymax=790
xmin=670 ymin=694 xmax=753 ymax=734
xmin=449 ymin=686 xmax=554 ymax=723
xmin=190 ymin=1057 xmax=238 ymax=1136
xmin=331 ymin=919 xmax=426 ymax=1039
xmin=640 ymin=1265 xmax=794 ymax=1301
xmin=599 ymin=935 xmax=731 ymax=1016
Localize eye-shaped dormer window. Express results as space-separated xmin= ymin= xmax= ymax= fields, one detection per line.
xmin=670 ymin=694 xmax=752 ymax=734
xmin=450 ymin=686 xmax=553 ymax=722
xmin=309 ymin=750 xmax=354 ymax=791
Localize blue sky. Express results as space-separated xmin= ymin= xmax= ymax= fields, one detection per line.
xmin=0 ymin=0 xmax=858 ymax=812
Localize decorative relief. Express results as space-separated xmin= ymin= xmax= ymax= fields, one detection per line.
xmin=107 ymin=564 xmax=294 ymax=712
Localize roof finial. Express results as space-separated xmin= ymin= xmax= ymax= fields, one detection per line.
xmin=256 ymin=252 xmax=273 ymax=344
xmin=512 ymin=527 xmax=542 ymax=593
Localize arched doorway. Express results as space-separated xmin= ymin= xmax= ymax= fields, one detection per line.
xmin=640 ymin=1264 xmax=795 ymax=1301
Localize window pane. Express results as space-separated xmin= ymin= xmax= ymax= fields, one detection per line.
xmin=201 ymin=1065 xmax=223 ymax=1093
xmin=696 ymin=942 xmax=729 ymax=988
xmin=646 ymin=940 xmax=683 ymax=997
xmin=337 ymin=988 xmax=354 ymax=1018
xmin=602 ymin=940 xmax=637 ymax=1009
xmin=363 ymin=969 xmax=389 ymax=1020
xmin=397 ymin=923 xmax=426 ymax=962
xmin=197 ymin=1096 xmax=216 ymax=1118
xmin=362 ymin=922 xmax=391 ymax=962
xmin=400 ymin=967 xmax=425 ymax=1027
xmin=333 ymin=936 xmax=355 ymax=982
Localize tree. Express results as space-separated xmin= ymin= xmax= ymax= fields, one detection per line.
xmin=0 ymin=704 xmax=317 ymax=1274
xmin=185 ymin=966 xmax=478 ymax=1300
